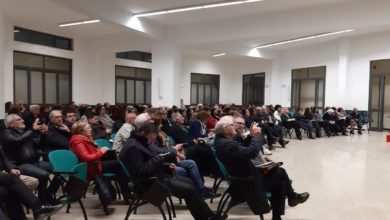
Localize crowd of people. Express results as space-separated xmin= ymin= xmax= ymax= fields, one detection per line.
xmin=0 ymin=100 xmax=366 ymax=220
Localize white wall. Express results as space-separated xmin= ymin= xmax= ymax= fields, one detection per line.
xmin=2 ymin=19 xmax=152 ymax=105
xmin=181 ymin=53 xmax=272 ymax=105
xmin=273 ymin=29 xmax=390 ymax=110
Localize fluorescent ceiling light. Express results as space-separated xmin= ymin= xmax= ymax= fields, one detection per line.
xmin=134 ymin=0 xmax=263 ymax=18
xmin=253 ymin=29 xmax=354 ymax=49
xmin=59 ymin=19 xmax=101 ymax=27
xmin=213 ymin=53 xmax=226 ymax=57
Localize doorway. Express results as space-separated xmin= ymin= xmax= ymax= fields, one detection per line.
xmin=369 ymin=59 xmax=390 ymax=131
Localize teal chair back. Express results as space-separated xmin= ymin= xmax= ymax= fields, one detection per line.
xmin=72 ymin=162 xmax=88 ymax=181
xmin=95 ymin=139 xmax=113 ymax=149
xmin=111 ymin=133 xmax=116 ymax=141
xmin=210 ymin=140 xmax=230 ymax=185
xmin=49 ymin=150 xmax=79 ymax=178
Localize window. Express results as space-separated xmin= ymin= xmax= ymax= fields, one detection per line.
xmin=116 ymin=51 xmax=152 ymax=63
xmin=14 ymin=26 xmax=73 ymax=50
xmin=115 ymin=66 xmax=151 ymax=105
xmin=190 ymin=73 xmax=219 ymax=105
xmin=291 ymin=66 xmax=326 ymax=111
xmin=243 ymin=73 xmax=265 ymax=105
xmin=13 ymin=51 xmax=72 ymax=105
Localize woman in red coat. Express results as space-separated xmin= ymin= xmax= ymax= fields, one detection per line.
xmin=69 ymin=120 xmax=130 ymax=201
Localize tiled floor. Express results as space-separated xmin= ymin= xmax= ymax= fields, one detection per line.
xmin=28 ymin=131 xmax=390 ymax=220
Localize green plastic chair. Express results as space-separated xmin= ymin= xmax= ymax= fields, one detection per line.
xmin=95 ymin=139 xmax=113 ymax=149
xmin=111 ymin=133 xmax=116 ymax=141
xmin=49 ymin=150 xmax=79 ymax=179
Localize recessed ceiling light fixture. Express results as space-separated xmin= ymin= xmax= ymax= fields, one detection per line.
xmin=213 ymin=53 xmax=226 ymax=57
xmin=59 ymin=19 xmax=101 ymax=27
xmin=253 ymin=29 xmax=354 ymax=49
xmin=134 ymin=0 xmax=262 ymax=18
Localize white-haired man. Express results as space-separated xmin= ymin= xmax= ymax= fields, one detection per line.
xmin=214 ymin=116 xmax=309 ymax=220
xmin=113 ymin=111 xmax=137 ymax=153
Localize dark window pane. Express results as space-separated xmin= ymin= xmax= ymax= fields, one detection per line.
xmin=116 ymin=79 xmax=125 ymax=104
xmin=59 ymin=74 xmax=70 ymax=104
xmin=45 ymin=73 xmax=57 ymax=104
xmin=14 ymin=70 xmax=28 ymax=103
xmin=14 ymin=52 xmax=44 ymax=68
xmin=14 ymin=27 xmax=30 ymax=42
xmin=136 ymin=68 xmax=151 ymax=79
xmin=31 ymin=31 xmax=54 ymax=47
xmin=55 ymin=38 xmax=71 ymax=50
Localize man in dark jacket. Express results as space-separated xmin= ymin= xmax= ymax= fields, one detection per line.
xmin=46 ymin=110 xmax=72 ymax=150
xmin=0 ymin=145 xmax=63 ymax=220
xmin=2 ymin=114 xmax=59 ymax=205
xmin=119 ymin=122 xmax=223 ymax=220
xmin=214 ymin=116 xmax=309 ymax=220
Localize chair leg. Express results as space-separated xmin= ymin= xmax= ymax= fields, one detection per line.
xmin=112 ymin=178 xmax=122 ymax=200
xmin=125 ymin=199 xmax=136 ymax=220
xmin=260 ymin=214 xmax=264 ymax=220
xmin=211 ymin=178 xmax=224 ymax=204
xmin=168 ymin=196 xmax=176 ymax=218
xmin=164 ymin=199 xmax=172 ymax=220
xmin=158 ymin=206 xmax=168 ymax=220
xmin=133 ymin=199 xmax=140 ymax=214
xmin=78 ymin=200 xmax=88 ymax=220
xmin=217 ymin=190 xmax=230 ymax=214
xmin=66 ymin=202 xmax=71 ymax=213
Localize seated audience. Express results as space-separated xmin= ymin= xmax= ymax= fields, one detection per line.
xmin=2 ymin=114 xmax=60 ymax=205
xmin=86 ymin=111 xmax=111 ymax=140
xmin=336 ymin=107 xmax=348 ymax=136
xmin=47 ymin=110 xmax=72 ymax=150
xmin=63 ymin=109 xmax=78 ymax=127
xmin=214 ymin=116 xmax=309 ymax=220
xmin=119 ymin=122 xmax=223 ymax=220
xmin=69 ymin=120 xmax=130 ymax=201
xmin=113 ymin=111 xmax=137 ymax=153
xmin=280 ymin=107 xmax=303 ymax=140
xmin=96 ymin=104 xmax=115 ymax=129
xmin=322 ymin=109 xmax=339 ymax=136
xmin=294 ymin=108 xmax=315 ymax=139
xmin=189 ymin=111 xmax=211 ymax=139
xmin=349 ymin=108 xmax=362 ymax=134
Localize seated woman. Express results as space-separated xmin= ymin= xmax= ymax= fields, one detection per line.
xmin=322 ymin=109 xmax=339 ymax=136
xmin=96 ymin=104 xmax=115 ymax=130
xmin=336 ymin=107 xmax=348 ymax=136
xmin=189 ymin=111 xmax=212 ymax=139
xmin=280 ymin=108 xmax=302 ymax=140
xmin=304 ymin=107 xmax=322 ymax=138
xmin=86 ymin=111 xmax=111 ymax=140
xmin=69 ymin=120 xmax=130 ymax=201
xmin=294 ymin=108 xmax=315 ymax=139
xmin=349 ymin=108 xmax=362 ymax=134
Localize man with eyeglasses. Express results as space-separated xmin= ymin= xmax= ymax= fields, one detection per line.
xmin=46 ymin=110 xmax=72 ymax=151
xmin=1 ymin=114 xmax=60 ymax=205
xmin=214 ymin=116 xmax=309 ymax=220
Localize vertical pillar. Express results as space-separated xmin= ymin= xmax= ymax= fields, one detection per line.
xmin=151 ymin=41 xmax=181 ymax=107
xmin=338 ymin=38 xmax=350 ymax=108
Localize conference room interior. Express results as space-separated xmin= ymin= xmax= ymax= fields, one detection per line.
xmin=1 ymin=0 xmax=390 ymax=219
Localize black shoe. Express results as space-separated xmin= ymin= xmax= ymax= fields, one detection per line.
xmin=297 ymin=136 xmax=302 ymax=140
xmin=288 ymin=192 xmax=310 ymax=207
xmin=278 ymin=139 xmax=286 ymax=148
xmin=272 ymin=216 xmax=283 ymax=220
xmin=358 ymin=130 xmax=362 ymax=135
xmin=201 ymin=188 xmax=221 ymax=199
xmin=34 ymin=204 xmax=64 ymax=220
xmin=342 ymin=132 xmax=348 ymax=136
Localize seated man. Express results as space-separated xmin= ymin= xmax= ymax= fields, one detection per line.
xmin=349 ymin=108 xmax=362 ymax=134
xmin=0 ymin=172 xmax=63 ymax=220
xmin=119 ymin=122 xmax=223 ymax=220
xmin=214 ymin=116 xmax=309 ymax=220
xmin=113 ymin=111 xmax=137 ymax=153
xmin=63 ymin=109 xmax=78 ymax=127
xmin=280 ymin=107 xmax=302 ymax=140
xmin=322 ymin=109 xmax=339 ymax=136
xmin=294 ymin=108 xmax=315 ymax=139
xmin=47 ymin=110 xmax=71 ymax=150
xmin=2 ymin=114 xmax=59 ymax=205
xmin=86 ymin=111 xmax=111 ymax=140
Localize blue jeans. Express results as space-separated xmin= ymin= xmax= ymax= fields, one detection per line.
xmin=175 ymin=160 xmax=204 ymax=190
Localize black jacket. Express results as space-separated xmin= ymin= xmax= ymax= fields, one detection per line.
xmin=164 ymin=123 xmax=194 ymax=145
xmin=1 ymin=128 xmax=40 ymax=165
xmin=119 ymin=133 xmax=176 ymax=180
xmin=46 ymin=123 xmax=71 ymax=150
xmin=0 ymin=145 xmax=17 ymax=171
xmin=214 ymin=134 xmax=270 ymax=214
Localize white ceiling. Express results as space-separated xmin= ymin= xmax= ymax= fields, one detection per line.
xmin=4 ymin=0 xmax=390 ymax=57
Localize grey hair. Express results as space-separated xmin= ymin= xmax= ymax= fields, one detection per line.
xmin=29 ymin=104 xmax=40 ymax=112
xmin=49 ymin=110 xmax=62 ymax=119
xmin=4 ymin=114 xmax=19 ymax=128
xmin=135 ymin=113 xmax=151 ymax=128
xmin=214 ymin=116 xmax=233 ymax=135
